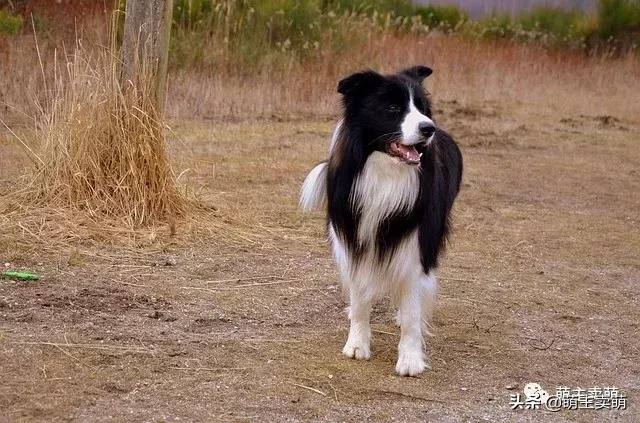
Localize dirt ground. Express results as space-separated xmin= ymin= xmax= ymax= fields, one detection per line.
xmin=1 ymin=98 xmax=639 ymax=422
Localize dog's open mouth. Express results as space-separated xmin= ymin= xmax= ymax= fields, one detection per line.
xmin=386 ymin=141 xmax=422 ymax=165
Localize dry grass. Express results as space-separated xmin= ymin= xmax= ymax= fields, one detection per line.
xmin=0 ymin=30 xmax=190 ymax=252
xmin=1 ymin=21 xmax=639 ymax=255
xmin=1 ymin=14 xmax=639 ymax=422
xmin=1 ymin=113 xmax=638 ymax=421
xmin=33 ymin=45 xmax=182 ymax=225
xmin=3 ymin=23 xmax=639 ymax=122
xmin=168 ymin=34 xmax=640 ymax=122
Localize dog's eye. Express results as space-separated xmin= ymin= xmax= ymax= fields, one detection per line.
xmin=387 ymin=105 xmax=401 ymax=114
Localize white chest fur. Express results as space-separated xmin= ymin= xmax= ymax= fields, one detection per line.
xmin=351 ymin=151 xmax=420 ymax=246
xmin=329 ymin=151 xmax=424 ymax=302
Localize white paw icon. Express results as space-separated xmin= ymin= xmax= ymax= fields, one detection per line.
xmin=524 ymin=382 xmax=550 ymax=405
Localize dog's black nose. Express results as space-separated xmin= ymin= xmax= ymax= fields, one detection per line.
xmin=419 ymin=122 xmax=436 ymax=138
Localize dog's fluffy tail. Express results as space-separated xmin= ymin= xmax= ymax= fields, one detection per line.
xmin=300 ymin=161 xmax=328 ymax=213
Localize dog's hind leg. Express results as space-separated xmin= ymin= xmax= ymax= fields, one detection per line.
xmin=395 ymin=271 xmax=436 ymax=333
xmin=395 ymin=273 xmax=436 ymax=376
xmin=421 ymin=271 xmax=437 ymax=337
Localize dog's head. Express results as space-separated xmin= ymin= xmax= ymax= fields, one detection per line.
xmin=337 ymin=65 xmax=435 ymax=166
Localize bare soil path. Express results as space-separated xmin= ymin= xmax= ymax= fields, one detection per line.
xmin=1 ymin=101 xmax=639 ymax=422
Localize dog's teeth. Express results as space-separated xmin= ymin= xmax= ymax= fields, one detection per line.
xmin=419 ymin=153 xmax=423 ymax=158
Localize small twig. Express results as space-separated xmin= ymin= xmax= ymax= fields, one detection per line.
xmin=375 ymin=389 xmax=449 ymax=404
xmin=204 ymin=275 xmax=279 ymax=285
xmin=528 ymin=338 xmax=555 ymax=350
xmin=467 ymin=343 xmax=491 ymax=351
xmin=484 ymin=322 xmax=499 ymax=333
xmin=327 ymin=379 xmax=338 ymax=402
xmin=108 ymin=264 xmax=155 ymax=268
xmin=290 ymin=382 xmax=327 ymax=397
xmin=472 ymin=317 xmax=481 ymax=331
xmin=469 ymin=318 xmax=499 ymax=333
xmin=118 ymin=281 xmax=149 ymax=288
xmin=0 ymin=118 xmax=44 ymax=166
xmin=170 ymin=367 xmax=248 ymax=372
xmin=439 ymin=294 xmax=489 ymax=306
xmin=182 ymin=278 xmax=303 ymax=291
xmin=13 ymin=341 xmax=153 ymax=354
xmin=239 ymin=341 xmax=260 ymax=351
xmin=436 ymin=276 xmax=480 ymax=283
xmin=281 ymin=260 xmax=294 ymax=278
xmin=372 ymin=329 xmax=399 ymax=337
xmin=51 ymin=343 xmax=84 ymax=367
xmin=21 ymin=377 xmax=73 ymax=382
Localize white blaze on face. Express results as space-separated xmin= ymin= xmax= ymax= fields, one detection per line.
xmin=400 ymin=93 xmax=434 ymax=145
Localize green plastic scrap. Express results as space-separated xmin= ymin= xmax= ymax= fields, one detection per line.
xmin=1 ymin=271 xmax=40 ymax=281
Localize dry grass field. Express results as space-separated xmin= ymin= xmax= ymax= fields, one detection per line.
xmin=1 ymin=27 xmax=640 ymax=422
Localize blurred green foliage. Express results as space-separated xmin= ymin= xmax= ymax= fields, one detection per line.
xmin=0 ymin=8 xmax=23 ymax=36
xmin=597 ymin=0 xmax=640 ymax=40
xmin=119 ymin=0 xmax=640 ymax=71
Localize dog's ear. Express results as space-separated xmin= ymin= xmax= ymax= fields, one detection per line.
xmin=400 ymin=65 xmax=433 ymax=83
xmin=337 ymin=69 xmax=383 ymax=96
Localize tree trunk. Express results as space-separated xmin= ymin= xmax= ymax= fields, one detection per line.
xmin=121 ymin=0 xmax=173 ymax=115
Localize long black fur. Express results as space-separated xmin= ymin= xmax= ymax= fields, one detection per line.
xmin=326 ymin=66 xmax=463 ymax=273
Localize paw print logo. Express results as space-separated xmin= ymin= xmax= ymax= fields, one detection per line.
xmin=524 ymin=382 xmax=550 ymax=406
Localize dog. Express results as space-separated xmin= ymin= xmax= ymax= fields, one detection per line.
xmin=300 ymin=65 xmax=463 ymax=376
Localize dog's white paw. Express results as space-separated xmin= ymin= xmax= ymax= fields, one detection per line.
xmin=343 ymin=339 xmax=371 ymax=360
xmin=395 ymin=350 xmax=428 ymax=376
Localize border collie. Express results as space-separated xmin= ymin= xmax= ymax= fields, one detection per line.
xmin=300 ymin=66 xmax=463 ymax=376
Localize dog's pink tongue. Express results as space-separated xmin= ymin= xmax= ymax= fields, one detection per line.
xmin=395 ymin=144 xmax=420 ymax=162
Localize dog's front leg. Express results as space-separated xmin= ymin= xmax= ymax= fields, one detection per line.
xmin=342 ymin=286 xmax=371 ymax=360
xmin=396 ymin=274 xmax=435 ymax=376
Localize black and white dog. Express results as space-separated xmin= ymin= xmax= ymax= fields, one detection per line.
xmin=300 ymin=66 xmax=463 ymax=376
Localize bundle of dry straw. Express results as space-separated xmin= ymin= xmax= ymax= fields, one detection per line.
xmin=15 ymin=36 xmax=186 ymax=229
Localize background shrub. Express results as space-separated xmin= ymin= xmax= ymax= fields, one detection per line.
xmin=0 ymin=8 xmax=23 ymax=36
